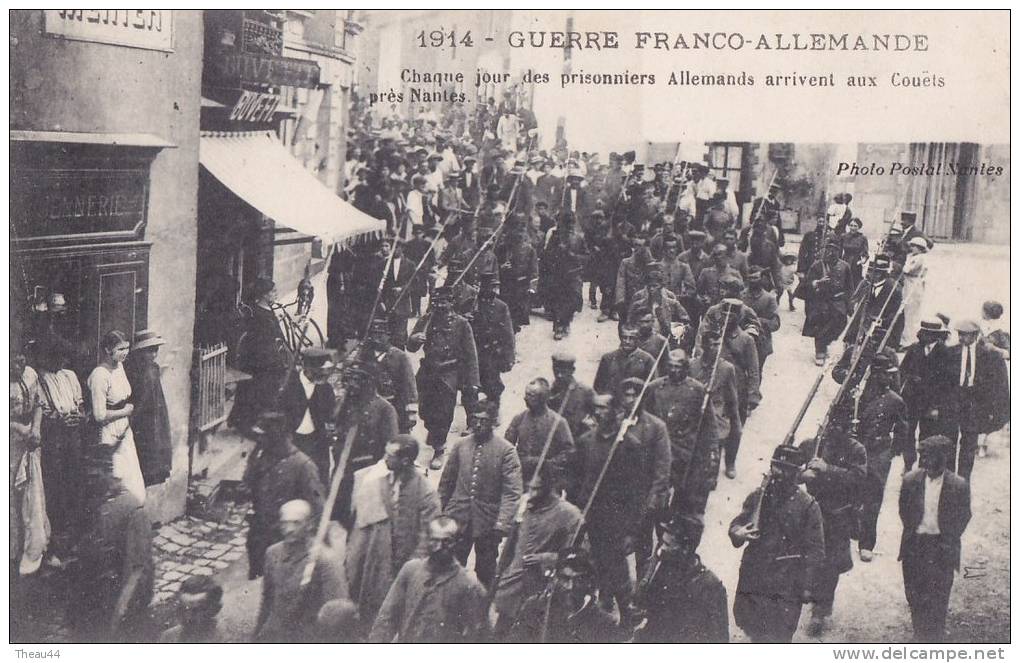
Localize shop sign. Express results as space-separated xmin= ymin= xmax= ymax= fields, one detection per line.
xmin=44 ymin=10 xmax=174 ymax=52
xmin=229 ymin=91 xmax=281 ymax=123
xmin=206 ymin=50 xmax=321 ymax=88
xmin=11 ymin=169 xmax=149 ymax=243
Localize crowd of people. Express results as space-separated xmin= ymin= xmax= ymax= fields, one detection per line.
xmin=10 ymin=93 xmax=1011 ymax=644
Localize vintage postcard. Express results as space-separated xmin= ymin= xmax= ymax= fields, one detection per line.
xmin=8 ymin=8 xmax=1010 ymax=657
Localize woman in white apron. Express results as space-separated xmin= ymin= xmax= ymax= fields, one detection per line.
xmin=900 ymin=237 xmax=930 ymax=347
xmin=87 ymin=330 xmax=146 ymax=504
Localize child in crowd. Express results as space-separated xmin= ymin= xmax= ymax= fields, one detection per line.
xmin=779 ymin=252 xmax=799 ymax=311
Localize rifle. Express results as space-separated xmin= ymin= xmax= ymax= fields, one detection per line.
xmin=814 ymin=275 xmax=902 ymax=458
xmin=674 ymin=305 xmax=732 ymax=493
xmin=488 ymin=383 xmax=576 ymax=605
xmin=849 ymin=305 xmax=905 ymax=436
xmin=569 ymin=339 xmax=671 ymax=548
xmin=749 ymin=364 xmax=828 ymax=531
xmin=414 ymin=137 xmax=536 ymax=337
xmin=389 ymin=209 xmax=459 ymax=311
xmin=300 ymin=422 xmax=358 ymax=588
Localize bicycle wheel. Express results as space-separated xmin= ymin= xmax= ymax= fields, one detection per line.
xmin=300 ymin=318 xmax=326 ymax=349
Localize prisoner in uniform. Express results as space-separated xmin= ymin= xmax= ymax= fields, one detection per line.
xmin=407 ymin=285 xmax=480 ymax=471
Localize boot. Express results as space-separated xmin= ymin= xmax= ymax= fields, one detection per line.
xmin=429 ymin=447 xmax=446 ymax=471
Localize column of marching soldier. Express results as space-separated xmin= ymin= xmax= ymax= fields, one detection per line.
xmin=209 ymin=144 xmax=1012 ymax=645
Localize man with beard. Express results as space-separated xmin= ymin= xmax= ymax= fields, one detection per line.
xmin=646 ymin=349 xmax=720 ymax=520
xmin=346 ymin=435 xmax=441 ymax=628
xmin=898 ymin=319 xmax=955 ymax=471
xmin=407 ymin=286 xmax=480 ymax=471
xmin=370 ymin=516 xmax=490 ymax=642
xmin=629 ymin=263 xmax=692 ymax=352
xmin=575 ymin=381 xmax=671 ymax=624
xmin=494 ymin=460 xmax=584 ymax=635
xmin=544 ymin=212 xmax=588 ymax=340
xmin=280 ymin=348 xmax=337 ymax=482
xmin=505 ymin=378 xmax=576 ymax=489
xmin=506 ymin=548 xmax=627 ymax=643
xmin=856 ymin=356 xmax=909 ymax=563
xmin=331 ymin=361 xmax=400 ymax=528
xmin=594 ymin=324 xmax=658 ymax=394
xmin=690 ymin=329 xmax=743 ymax=480
xmin=730 ymin=444 xmax=825 ymax=643
xmin=802 ymin=239 xmax=853 ymax=365
xmin=633 ymin=516 xmax=728 ymax=643
xmin=254 ymin=500 xmax=347 ymax=643
xmin=898 ymin=435 xmax=971 ymax=643
xmin=471 ymin=273 xmax=516 ymax=410
xmin=498 ymin=216 xmax=539 ymax=332
xmin=438 ymin=401 xmax=523 ymax=591
xmin=243 ymin=412 xmax=325 ymax=580
xmin=358 ymin=317 xmax=418 ymax=435
xmin=548 ymin=351 xmax=597 ymax=442
xmin=159 ymin=577 xmax=225 ymax=643
xmin=798 ymin=415 xmax=868 ymax=637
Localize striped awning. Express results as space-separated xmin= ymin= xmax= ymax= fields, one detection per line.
xmin=199 ymin=131 xmax=383 ymax=245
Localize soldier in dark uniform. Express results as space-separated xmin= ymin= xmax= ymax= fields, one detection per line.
xmin=802 ymin=239 xmax=853 ymax=365
xmin=844 ymin=254 xmax=904 ymax=350
xmin=689 ymin=329 xmax=742 ymax=480
xmin=230 ymin=278 xmax=289 ymax=433
xmin=331 ymin=360 xmax=399 ymax=527
xmin=798 ymin=415 xmax=868 ymax=636
xmin=443 ymin=257 xmax=480 ymax=319
xmin=359 ymin=317 xmax=419 ymax=434
xmin=400 ymin=225 xmax=435 ymax=316
xmin=633 ymin=515 xmax=729 ymax=643
xmin=507 ymin=548 xmax=628 ymax=643
xmin=797 ymin=216 xmax=829 ymax=276
xmin=646 ymin=349 xmax=720 ymax=520
xmin=504 ymin=378 xmax=577 ymax=490
xmin=573 ymin=388 xmax=671 ymax=627
xmin=855 ymin=355 xmax=909 ymax=562
xmin=407 ymin=286 xmax=480 ymax=471
xmin=614 ymin=231 xmax=653 ymax=324
xmin=544 ymin=212 xmax=588 ymax=340
xmin=730 ymin=444 xmax=825 ymax=643
xmin=279 ymin=348 xmax=337 ymax=482
xmin=594 ymin=217 xmax=632 ymax=323
xmin=593 ymin=324 xmax=657 ymax=394
xmin=243 ymin=412 xmax=325 ymax=579
xmin=742 ymin=269 xmax=781 ymax=373
xmin=471 ymin=273 xmax=516 ymax=411
xmin=548 ymin=351 xmax=596 ymax=442
xmin=498 ymin=216 xmax=539 ymax=332
xmin=632 ymin=306 xmax=669 ymax=376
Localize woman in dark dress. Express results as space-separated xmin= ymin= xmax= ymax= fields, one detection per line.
xmin=125 ymin=330 xmax=173 ymax=486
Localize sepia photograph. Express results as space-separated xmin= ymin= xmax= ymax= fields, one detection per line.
xmin=7 ymin=8 xmax=1011 ymax=654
